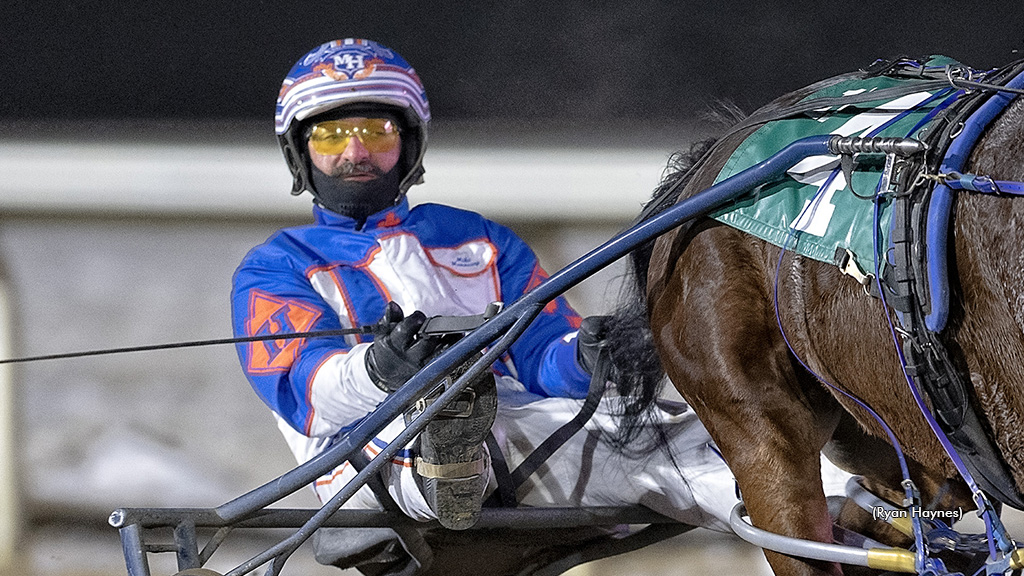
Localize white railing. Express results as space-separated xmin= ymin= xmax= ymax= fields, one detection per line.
xmin=0 ymin=141 xmax=672 ymax=221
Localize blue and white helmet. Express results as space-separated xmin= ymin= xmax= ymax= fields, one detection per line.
xmin=276 ymin=39 xmax=431 ymax=197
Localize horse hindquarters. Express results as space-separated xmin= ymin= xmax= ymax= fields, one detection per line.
xmin=647 ymin=224 xmax=844 ymax=576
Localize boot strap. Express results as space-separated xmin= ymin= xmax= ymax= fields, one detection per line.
xmin=416 ymin=456 xmax=487 ymax=479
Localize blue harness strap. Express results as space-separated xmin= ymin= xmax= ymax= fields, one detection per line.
xmin=940 ymin=172 xmax=1024 ymax=195
xmin=924 ymin=67 xmax=1024 ymax=332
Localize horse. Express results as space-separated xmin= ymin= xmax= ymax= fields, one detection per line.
xmin=607 ymin=56 xmax=1024 ymax=576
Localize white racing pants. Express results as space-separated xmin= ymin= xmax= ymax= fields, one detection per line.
xmin=311 ymin=376 xmax=852 ymax=534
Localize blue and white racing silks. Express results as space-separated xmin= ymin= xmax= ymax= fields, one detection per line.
xmin=231 ymin=200 xmax=588 ymax=500
xmin=231 ymin=200 xmax=859 ymax=523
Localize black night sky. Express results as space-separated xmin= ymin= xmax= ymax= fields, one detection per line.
xmin=2 ymin=1 xmax=1022 ymax=125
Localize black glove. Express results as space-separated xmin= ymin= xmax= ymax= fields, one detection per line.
xmin=575 ymin=315 xmax=611 ymax=375
xmin=365 ymin=303 xmax=445 ymax=393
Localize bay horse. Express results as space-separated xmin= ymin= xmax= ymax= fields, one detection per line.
xmin=609 ymin=57 xmax=1024 ymax=575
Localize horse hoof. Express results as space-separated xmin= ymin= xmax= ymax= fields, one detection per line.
xmin=173 ymin=570 xmax=224 ymax=576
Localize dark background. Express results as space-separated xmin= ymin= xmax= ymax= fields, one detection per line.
xmin=2 ymin=1 xmax=1022 ymax=126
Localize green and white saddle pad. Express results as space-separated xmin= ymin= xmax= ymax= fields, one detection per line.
xmin=710 ymin=55 xmax=960 ymax=271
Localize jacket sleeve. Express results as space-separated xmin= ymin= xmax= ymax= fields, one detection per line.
xmin=484 ymin=220 xmax=590 ymax=398
xmin=231 ymin=247 xmax=386 ymax=438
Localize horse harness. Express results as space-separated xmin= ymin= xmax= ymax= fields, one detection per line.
xmin=874 ymin=57 xmax=1024 ymax=510
xmin=645 ymin=55 xmax=1024 ymax=510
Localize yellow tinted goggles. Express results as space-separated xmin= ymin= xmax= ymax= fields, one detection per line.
xmin=308 ymin=118 xmax=401 ymax=155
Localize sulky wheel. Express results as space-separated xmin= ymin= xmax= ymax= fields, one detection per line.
xmin=173 ymin=570 xmax=224 ymax=576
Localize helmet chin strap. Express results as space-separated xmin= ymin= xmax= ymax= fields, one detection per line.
xmin=309 ymin=165 xmax=402 ymax=226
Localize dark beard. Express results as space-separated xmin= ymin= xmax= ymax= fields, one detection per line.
xmin=310 ymin=162 xmax=402 ymax=224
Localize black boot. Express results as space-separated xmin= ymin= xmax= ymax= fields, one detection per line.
xmin=407 ymin=355 xmax=497 ymax=530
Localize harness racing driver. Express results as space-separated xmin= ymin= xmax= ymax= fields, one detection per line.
xmin=230 ymin=38 xmax=849 ymax=573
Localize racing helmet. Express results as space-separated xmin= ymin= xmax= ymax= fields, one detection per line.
xmin=275 ymin=39 xmax=431 ymax=201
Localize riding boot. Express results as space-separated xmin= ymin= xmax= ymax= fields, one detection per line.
xmin=407 ymin=355 xmax=497 ymax=530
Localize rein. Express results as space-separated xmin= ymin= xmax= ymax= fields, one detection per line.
xmin=0 ymin=307 xmax=500 ymax=365
xmin=0 ymin=327 xmax=372 ymax=365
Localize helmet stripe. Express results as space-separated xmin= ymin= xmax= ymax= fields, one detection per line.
xmin=276 ymin=79 xmax=429 ymax=134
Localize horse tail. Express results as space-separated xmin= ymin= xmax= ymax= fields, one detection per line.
xmin=604 ymin=136 xmax=719 ymax=449
xmin=626 ymin=137 xmax=720 ymax=295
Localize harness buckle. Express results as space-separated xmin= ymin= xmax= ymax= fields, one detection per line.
xmin=833 ymin=248 xmax=874 ymax=293
xmin=412 ymin=386 xmax=477 ymax=419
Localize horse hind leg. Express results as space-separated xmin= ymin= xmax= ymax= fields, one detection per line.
xmin=648 ymin=230 xmax=844 ymax=576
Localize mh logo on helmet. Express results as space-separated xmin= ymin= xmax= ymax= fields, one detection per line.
xmin=314 ymin=55 xmax=381 ymax=82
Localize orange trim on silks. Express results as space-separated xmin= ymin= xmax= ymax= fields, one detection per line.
xmin=245 ymin=290 xmax=321 ymax=374
xmin=491 ymin=267 xmax=502 ymax=303
xmin=525 ymin=263 xmax=558 ymax=314
xmin=352 ymin=244 xmax=383 ymax=268
xmin=315 ymin=461 xmax=352 ymax=487
xmin=567 ymin=313 xmax=582 ymax=330
xmin=349 ymin=246 xmax=394 ymax=305
xmin=380 ymin=211 xmax=402 ymax=228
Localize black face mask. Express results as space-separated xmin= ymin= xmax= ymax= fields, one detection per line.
xmin=309 ymin=163 xmax=402 ymax=224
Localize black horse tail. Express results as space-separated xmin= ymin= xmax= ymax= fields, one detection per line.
xmin=603 ymin=137 xmax=718 ymax=450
